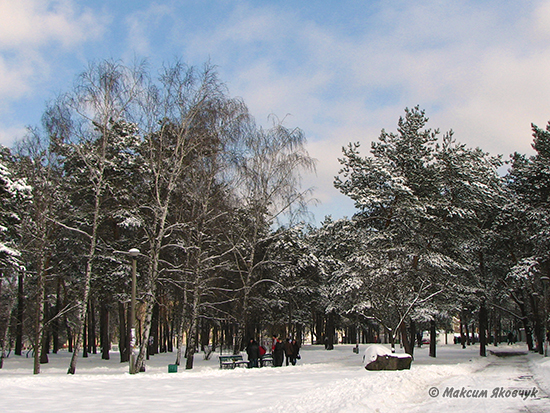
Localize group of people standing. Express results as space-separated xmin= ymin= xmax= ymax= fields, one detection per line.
xmin=271 ymin=336 xmax=300 ymax=367
xmin=245 ymin=335 xmax=301 ymax=368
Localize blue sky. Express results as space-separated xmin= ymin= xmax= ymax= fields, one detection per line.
xmin=2 ymin=0 xmax=550 ymax=224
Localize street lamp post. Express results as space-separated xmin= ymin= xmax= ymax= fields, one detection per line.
xmin=128 ymin=248 xmax=140 ymax=374
xmin=541 ymin=276 xmax=550 ymax=357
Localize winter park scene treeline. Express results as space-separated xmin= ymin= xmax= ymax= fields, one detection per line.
xmin=2 ymin=58 xmax=550 ymax=410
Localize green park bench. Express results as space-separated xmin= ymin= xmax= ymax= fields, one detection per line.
xmin=218 ymin=354 xmax=249 ymax=369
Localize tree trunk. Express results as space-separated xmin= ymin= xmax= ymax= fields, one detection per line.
xmin=200 ymin=321 xmax=210 ymax=352
xmin=314 ymin=311 xmax=324 ymax=345
xmin=524 ymin=320 xmax=534 ymax=351
xmin=68 ymin=266 xmax=94 ymax=373
xmin=52 ymin=280 xmax=61 ymax=354
xmin=100 ymin=302 xmax=110 ymax=360
xmin=429 ymin=319 xmax=436 ymax=358
xmin=409 ymin=320 xmax=416 ymax=357
xmin=168 ymin=317 xmax=174 ymax=352
xmin=118 ymin=302 xmax=128 ymax=363
xmin=325 ymin=311 xmax=335 ymax=350
xmin=516 ymin=293 xmax=534 ymax=351
xmin=67 ymin=180 xmax=102 ymax=374
xmin=185 ymin=308 xmax=199 ymax=370
xmin=159 ymin=309 xmax=165 ymax=354
xmin=169 ymin=317 xmax=175 ymax=352
xmin=175 ymin=318 xmax=184 ymax=366
xmin=460 ymin=317 xmax=466 ymax=349
xmin=212 ymin=324 xmax=218 ymax=352
xmin=0 ymin=278 xmax=16 ymax=369
xmin=479 ymin=304 xmax=487 ymax=357
xmin=65 ymin=317 xmax=73 ymax=353
xmin=33 ymin=256 xmax=47 ymax=374
xmin=296 ymin=323 xmax=304 ymax=344
xmin=234 ymin=290 xmax=249 ymax=355
xmin=135 ymin=283 xmax=156 ymax=373
xmin=40 ymin=301 xmax=49 ymax=364
xmin=150 ymin=303 xmax=159 ymax=356
xmin=530 ymin=294 xmax=544 ymax=354
xmin=89 ymin=300 xmax=97 ymax=355
xmin=135 ymin=215 xmax=168 ymax=373
xmin=82 ymin=312 xmax=88 ymax=359
xmin=493 ymin=311 xmax=500 ymax=347
xmin=400 ymin=322 xmax=413 ymax=356
xmin=15 ymin=273 xmax=24 ymax=356
xmin=388 ymin=328 xmax=395 ymax=353
xmin=175 ymin=298 xmax=187 ymax=366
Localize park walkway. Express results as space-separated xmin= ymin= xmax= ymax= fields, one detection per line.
xmin=413 ymin=349 xmax=550 ymax=412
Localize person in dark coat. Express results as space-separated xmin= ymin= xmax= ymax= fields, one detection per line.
xmin=291 ymin=339 xmax=300 ymax=365
xmin=246 ymin=338 xmax=260 ymax=368
xmin=284 ymin=338 xmax=293 ymax=366
xmin=273 ymin=337 xmax=285 ymax=367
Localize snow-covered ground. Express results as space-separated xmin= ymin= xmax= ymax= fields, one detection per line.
xmin=1 ymin=343 xmax=550 ymax=412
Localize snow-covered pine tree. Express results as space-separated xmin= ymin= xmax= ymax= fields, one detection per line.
xmin=504 ymin=121 xmax=550 ymax=353
xmin=334 ymin=107 xmax=456 ymax=354
xmin=0 ymin=146 xmax=31 ymax=368
xmin=307 ymin=216 xmax=358 ymax=349
xmin=434 ymin=132 xmax=505 ymax=356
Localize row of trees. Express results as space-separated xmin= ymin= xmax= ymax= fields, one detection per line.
xmin=321 ymin=106 xmax=550 ymax=358
xmin=1 ymin=59 xmax=548 ymax=374
xmin=0 ymin=60 xmax=316 ymax=374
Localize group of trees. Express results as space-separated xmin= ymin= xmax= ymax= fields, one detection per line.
xmin=0 ymin=60 xmax=315 ymax=374
xmin=0 ymin=59 xmax=549 ymax=375
xmin=320 ymin=106 xmax=550 ymax=358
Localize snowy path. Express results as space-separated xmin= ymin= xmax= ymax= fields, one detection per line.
xmin=410 ymin=350 xmax=550 ymax=412
xmin=259 ymin=347 xmax=550 ymax=412
xmin=2 ymin=344 xmax=550 ymax=412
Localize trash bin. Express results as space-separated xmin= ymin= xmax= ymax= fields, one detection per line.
xmin=168 ymin=364 xmax=178 ymax=373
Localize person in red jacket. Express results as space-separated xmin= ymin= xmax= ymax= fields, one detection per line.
xmin=258 ymin=342 xmax=267 ymax=367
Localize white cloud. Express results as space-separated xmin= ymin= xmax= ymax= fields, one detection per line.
xmin=0 ymin=0 xmax=104 ymax=49
xmin=0 ymin=0 xmax=105 ymax=101
xmin=532 ymin=0 xmax=550 ymax=39
xmin=0 ymin=125 xmax=28 ymax=148
xmin=4 ymin=0 xmax=549 ymax=220
xmin=124 ymin=3 xmax=173 ymax=56
xmin=0 ymin=0 xmax=106 ymax=147
xmin=177 ymin=1 xmax=550 ymax=222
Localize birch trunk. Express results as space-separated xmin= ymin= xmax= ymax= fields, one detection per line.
xmin=33 ymin=255 xmax=47 ymax=374
xmin=67 ymin=183 xmax=102 ymax=374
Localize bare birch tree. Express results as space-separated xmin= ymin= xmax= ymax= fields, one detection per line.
xmin=229 ymin=119 xmax=316 ymax=353
xmin=131 ymin=62 xmax=248 ymax=372
xmin=43 ymin=60 xmax=147 ymax=374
